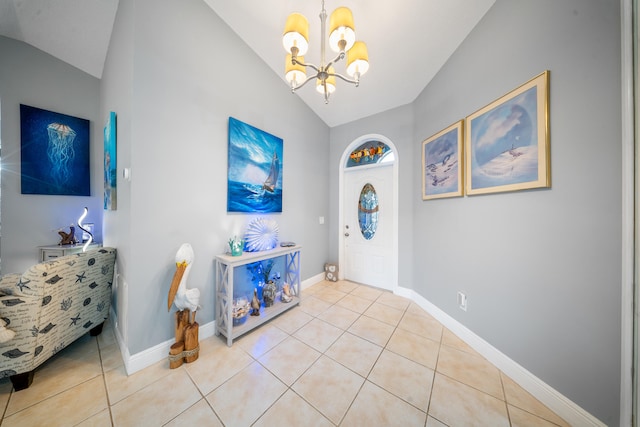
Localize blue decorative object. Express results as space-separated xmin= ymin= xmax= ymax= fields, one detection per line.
xmin=228 ymin=236 xmax=244 ymax=256
xmin=244 ymin=218 xmax=279 ymax=252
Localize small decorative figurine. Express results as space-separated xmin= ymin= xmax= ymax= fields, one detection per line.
xmin=281 ymin=283 xmax=293 ymax=303
xmin=58 ymin=224 xmax=78 ymax=245
xmin=324 ymin=263 xmax=339 ymax=282
xmin=251 ymin=288 xmax=261 ymax=316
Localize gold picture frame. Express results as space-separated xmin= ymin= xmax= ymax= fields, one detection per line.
xmin=422 ymin=120 xmax=464 ymax=200
xmin=465 ymin=71 xmax=550 ymax=195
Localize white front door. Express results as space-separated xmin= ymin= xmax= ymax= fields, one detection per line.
xmin=343 ymin=163 xmax=396 ymax=290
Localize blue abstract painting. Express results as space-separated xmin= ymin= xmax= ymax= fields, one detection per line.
xmin=20 ymin=104 xmax=90 ymax=196
xmin=104 ymin=111 xmax=117 ymax=210
xmin=227 ymin=117 xmax=283 ymax=213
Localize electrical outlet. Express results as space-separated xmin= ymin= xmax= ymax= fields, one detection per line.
xmin=457 ymin=291 xmax=467 ymax=311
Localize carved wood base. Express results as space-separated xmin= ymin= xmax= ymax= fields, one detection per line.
xmin=168 ymin=309 xmax=199 ymax=368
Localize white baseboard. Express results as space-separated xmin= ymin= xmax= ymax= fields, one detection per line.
xmin=121 ymin=320 xmax=217 ymax=375
xmin=396 ymin=286 xmax=605 ymax=427
xmin=302 ymin=272 xmax=325 ymax=289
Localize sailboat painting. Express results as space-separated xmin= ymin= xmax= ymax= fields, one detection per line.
xmin=227 ymin=117 xmax=283 ymax=213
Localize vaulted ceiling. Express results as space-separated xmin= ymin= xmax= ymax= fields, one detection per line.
xmin=0 ymin=0 xmax=496 ymax=127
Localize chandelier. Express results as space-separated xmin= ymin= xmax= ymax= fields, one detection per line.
xmin=282 ymin=0 xmax=369 ymax=104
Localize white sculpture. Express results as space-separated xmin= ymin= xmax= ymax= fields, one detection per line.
xmin=167 ymin=243 xmax=200 ymax=312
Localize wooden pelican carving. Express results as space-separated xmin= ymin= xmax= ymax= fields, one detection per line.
xmin=167 ymin=243 xmax=201 ymax=368
xmin=167 ymin=243 xmax=200 ymax=312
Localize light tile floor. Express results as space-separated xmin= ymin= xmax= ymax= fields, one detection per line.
xmin=0 ymin=280 xmax=570 ymax=426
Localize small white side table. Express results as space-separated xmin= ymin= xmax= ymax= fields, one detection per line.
xmin=39 ymin=243 xmax=102 ymax=262
xmin=215 ymin=245 xmax=301 ymax=346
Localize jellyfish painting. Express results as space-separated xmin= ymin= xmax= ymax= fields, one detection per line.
xmin=20 ymin=104 xmax=90 ymax=196
xmin=46 ymin=123 xmax=77 ymax=188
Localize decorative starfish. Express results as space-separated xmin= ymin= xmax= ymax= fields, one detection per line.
xmin=75 ymin=272 xmax=87 ymax=283
xmin=16 ymin=279 xmax=31 ymax=292
xmin=70 ymin=314 xmax=81 ymax=326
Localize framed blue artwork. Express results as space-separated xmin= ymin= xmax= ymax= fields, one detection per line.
xmin=104 ymin=111 xmax=117 ymax=210
xmin=20 ymin=104 xmax=90 ymax=196
xmin=227 ymin=117 xmax=283 ymax=213
xmin=465 ymin=71 xmax=550 ymax=195
xmin=422 ymin=120 xmax=464 ymax=200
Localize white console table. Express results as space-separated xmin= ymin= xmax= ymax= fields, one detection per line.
xmin=215 ymin=245 xmax=301 ymax=346
xmin=39 ymin=243 xmax=102 ymax=262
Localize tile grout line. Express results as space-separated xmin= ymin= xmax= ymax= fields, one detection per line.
xmin=424 ymin=320 xmax=445 ymax=426
xmin=96 ymin=334 xmax=116 ymax=426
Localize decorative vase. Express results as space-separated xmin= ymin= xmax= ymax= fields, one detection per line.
xmin=263 ymin=280 xmax=277 ymax=307
xmin=229 ymin=237 xmax=244 ymax=256
xmin=232 ymin=297 xmax=250 ymax=325
xmin=256 ymin=281 xmax=264 ymax=302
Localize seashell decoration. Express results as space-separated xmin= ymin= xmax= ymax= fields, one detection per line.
xmin=232 ymin=297 xmax=250 ymax=325
xmin=281 ymin=283 xmax=292 ymax=303
xmin=244 ymin=218 xmax=279 ymax=252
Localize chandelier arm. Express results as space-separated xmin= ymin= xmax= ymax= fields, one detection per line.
xmin=325 ymin=51 xmax=346 ymax=71
xmin=293 ymin=74 xmax=319 ymax=91
xmin=294 ymin=59 xmax=321 ymax=74
xmin=330 ymin=71 xmax=359 ymax=85
xmin=322 ymin=80 xmax=330 ymax=104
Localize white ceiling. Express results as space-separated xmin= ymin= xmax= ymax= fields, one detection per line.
xmin=0 ymin=0 xmax=495 ymax=127
xmin=0 ymin=0 xmax=119 ymax=79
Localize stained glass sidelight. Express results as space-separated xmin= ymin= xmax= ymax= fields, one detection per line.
xmin=358 ymin=183 xmax=379 ymax=240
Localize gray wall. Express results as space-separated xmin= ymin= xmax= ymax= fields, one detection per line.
xmin=99 ymin=0 xmax=134 ymax=341
xmin=330 ymin=0 xmax=621 ymax=424
xmin=0 ymin=37 xmax=104 ymax=275
xmin=100 ymin=0 xmax=330 ymax=354
xmin=411 ymin=0 xmax=620 ymax=424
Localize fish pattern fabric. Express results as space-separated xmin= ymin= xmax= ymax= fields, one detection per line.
xmin=0 ymin=247 xmax=116 ymax=378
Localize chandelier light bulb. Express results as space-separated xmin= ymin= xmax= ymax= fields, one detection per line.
xmin=329 ymin=7 xmax=356 ymax=53
xmin=285 ymin=54 xmax=306 ymax=88
xmin=283 ymin=13 xmax=309 ymax=56
xmin=346 ymin=41 xmax=369 ymax=78
xmin=316 ymin=66 xmax=337 ymax=95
